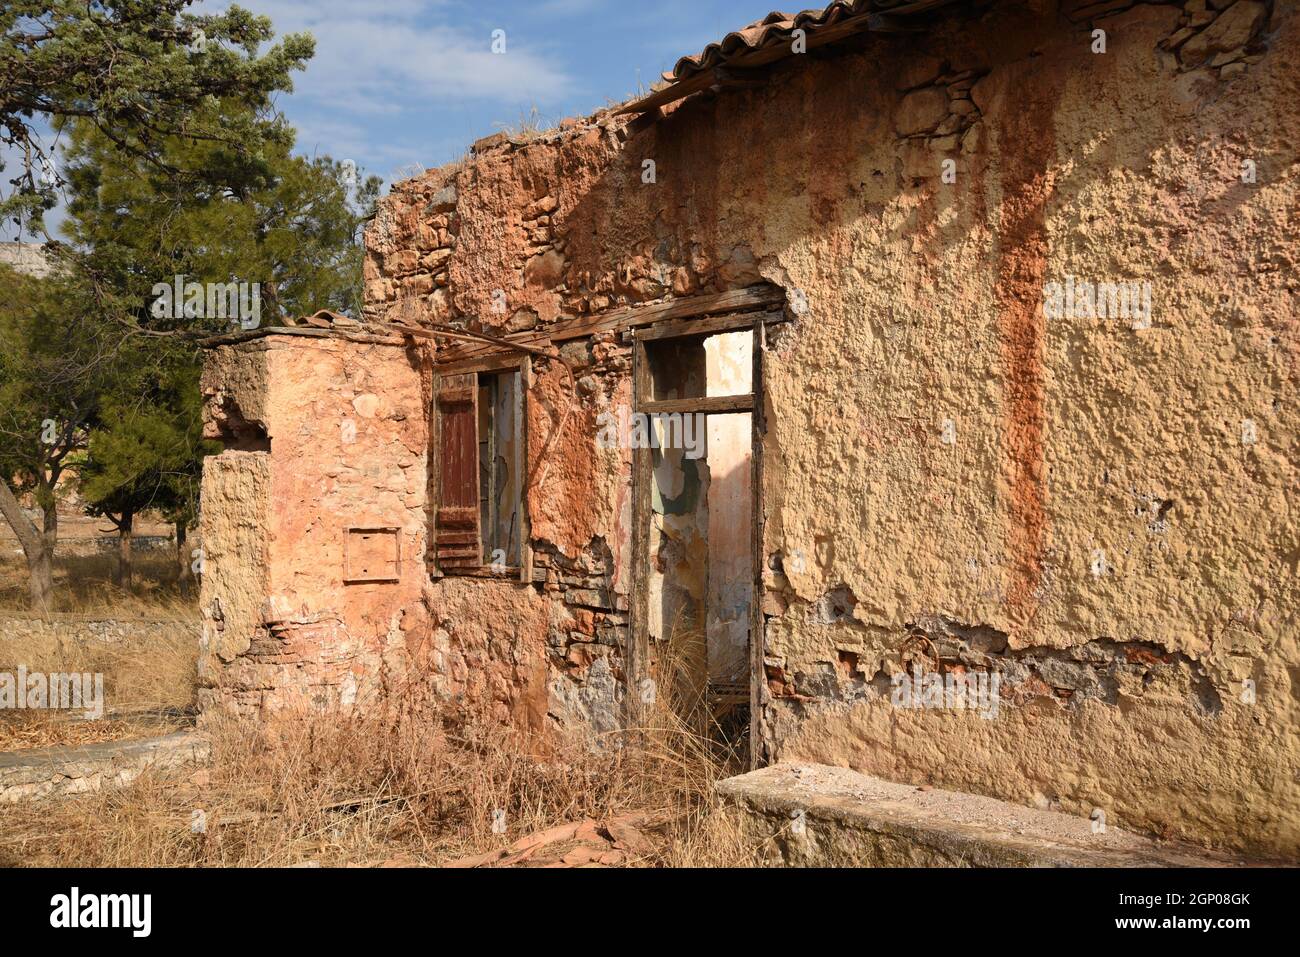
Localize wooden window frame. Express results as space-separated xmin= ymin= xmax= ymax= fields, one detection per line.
xmin=428 ymin=355 xmax=533 ymax=583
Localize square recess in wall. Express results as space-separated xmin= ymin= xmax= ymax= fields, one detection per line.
xmin=344 ymin=527 xmax=401 ymax=583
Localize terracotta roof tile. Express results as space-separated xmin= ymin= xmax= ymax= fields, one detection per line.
xmin=620 ymin=0 xmax=966 ymax=113
xmin=666 ymin=1 xmax=875 ymax=82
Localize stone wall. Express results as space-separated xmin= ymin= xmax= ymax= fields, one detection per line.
xmin=0 ymin=732 xmax=208 ymax=803
xmin=198 ymin=328 xmax=633 ymax=734
xmin=198 ymin=333 xmax=431 ymax=719
xmin=0 ymin=614 xmax=199 ymax=647
xmin=203 ymin=0 xmax=1299 ymax=855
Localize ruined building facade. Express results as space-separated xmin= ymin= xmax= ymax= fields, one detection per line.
xmin=199 ymin=0 xmax=1300 ymax=858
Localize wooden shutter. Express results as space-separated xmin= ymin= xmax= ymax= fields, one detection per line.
xmin=433 ymin=373 xmax=481 ymax=571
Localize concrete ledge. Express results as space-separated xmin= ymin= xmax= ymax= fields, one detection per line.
xmin=0 ymin=732 xmax=210 ymax=803
xmin=717 ymin=764 xmax=1250 ymax=867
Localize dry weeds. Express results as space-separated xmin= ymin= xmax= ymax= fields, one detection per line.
xmin=0 ymin=610 xmax=198 ymax=750
xmin=0 ymin=630 xmax=763 ymax=867
xmin=0 ymin=700 xmax=759 ymax=867
xmin=0 ymin=549 xmax=197 ymax=618
xmin=0 ymin=564 xmax=760 ymax=867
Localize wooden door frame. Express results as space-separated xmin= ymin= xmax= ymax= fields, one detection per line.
xmin=626 ymin=315 xmax=768 ymax=769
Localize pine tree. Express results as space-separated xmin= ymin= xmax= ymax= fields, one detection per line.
xmin=63 ymin=103 xmax=378 ymax=596
xmin=1 ymin=2 xmax=314 ymax=237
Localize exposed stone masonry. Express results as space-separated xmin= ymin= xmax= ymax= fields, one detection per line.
xmin=200 ymin=0 xmax=1300 ymax=855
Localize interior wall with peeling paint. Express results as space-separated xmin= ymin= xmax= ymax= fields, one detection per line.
xmin=704 ymin=332 xmax=754 ymax=687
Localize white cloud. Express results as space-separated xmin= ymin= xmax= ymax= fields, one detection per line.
xmin=194 ymin=1 xmax=583 ymax=180
xmin=209 ymin=0 xmax=576 ymax=111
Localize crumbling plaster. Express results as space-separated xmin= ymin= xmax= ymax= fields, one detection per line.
xmin=199 ymin=336 xmax=432 ymax=717
xmin=203 ymin=0 xmax=1298 ymax=855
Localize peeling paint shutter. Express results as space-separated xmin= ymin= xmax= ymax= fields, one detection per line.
xmin=434 ymin=373 xmax=481 ymax=570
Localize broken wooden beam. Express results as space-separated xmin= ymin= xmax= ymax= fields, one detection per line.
xmin=431 ymin=284 xmax=786 ymax=366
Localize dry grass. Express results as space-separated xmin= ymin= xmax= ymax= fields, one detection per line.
xmin=0 ymin=549 xmax=197 ymax=618
xmin=499 ymin=105 xmax=557 ymax=140
xmin=0 ymin=633 xmax=763 ymax=867
xmin=0 ymin=715 xmax=171 ymax=752
xmin=0 ymin=705 xmax=758 ymax=868
xmin=0 ymin=534 xmax=197 ymax=748
xmin=0 ymin=549 xmax=761 ymax=867
xmin=0 ymin=613 xmax=198 ymax=750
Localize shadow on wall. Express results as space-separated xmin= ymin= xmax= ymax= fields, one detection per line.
xmin=552 ymin=0 xmax=1298 ymax=855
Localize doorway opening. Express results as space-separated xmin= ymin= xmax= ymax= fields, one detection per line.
xmin=630 ymin=320 xmax=763 ymax=759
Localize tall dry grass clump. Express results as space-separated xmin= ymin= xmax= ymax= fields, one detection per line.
xmin=0 ymin=626 xmax=765 ymax=867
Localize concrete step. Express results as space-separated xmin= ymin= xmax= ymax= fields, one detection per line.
xmin=717 ymin=763 xmax=1253 ymax=867
xmin=0 ymin=732 xmax=210 ymax=803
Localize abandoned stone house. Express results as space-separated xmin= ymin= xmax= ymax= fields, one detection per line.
xmin=197 ymin=0 xmax=1299 ymax=859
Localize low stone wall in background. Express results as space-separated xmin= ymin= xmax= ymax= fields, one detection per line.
xmin=0 ymin=533 xmax=178 ymax=559
xmin=0 ymin=613 xmax=200 ymax=646
xmin=54 ymin=535 xmax=177 ymax=559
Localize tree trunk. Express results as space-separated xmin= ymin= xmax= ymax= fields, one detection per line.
xmin=28 ymin=541 xmax=54 ymax=614
xmin=38 ymin=497 xmax=57 ymax=609
xmin=118 ymin=509 xmax=134 ymax=591
xmin=0 ymin=479 xmax=55 ymax=616
xmin=176 ymin=522 xmax=191 ymax=598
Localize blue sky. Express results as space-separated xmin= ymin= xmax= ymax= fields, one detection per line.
xmin=5 ymin=0 xmax=777 ymax=241
xmin=241 ymin=0 xmax=778 ymax=181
